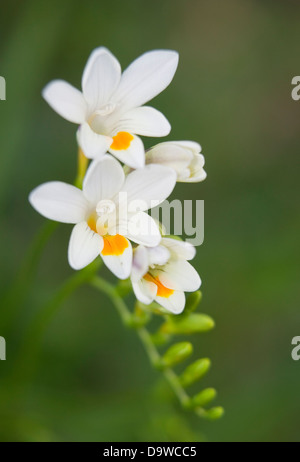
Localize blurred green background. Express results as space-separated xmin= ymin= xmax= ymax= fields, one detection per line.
xmin=1 ymin=0 xmax=300 ymax=442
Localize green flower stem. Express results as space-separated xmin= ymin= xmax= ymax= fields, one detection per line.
xmin=74 ymin=147 xmax=89 ymax=189
xmin=136 ymin=327 xmax=161 ymax=368
xmin=1 ymin=221 xmax=58 ymax=332
xmin=2 ymin=149 xmax=88 ymax=333
xmin=90 ymin=276 xmax=191 ymax=411
xmin=90 ymin=275 xmax=133 ymax=327
xmin=11 ymin=260 xmax=102 ymax=388
xmin=163 ymin=368 xmax=191 ymax=408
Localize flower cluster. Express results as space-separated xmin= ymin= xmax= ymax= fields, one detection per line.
xmin=30 ymin=47 xmax=206 ymax=314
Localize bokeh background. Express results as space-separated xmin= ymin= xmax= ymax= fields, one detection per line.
xmin=0 ymin=0 xmax=300 ymax=442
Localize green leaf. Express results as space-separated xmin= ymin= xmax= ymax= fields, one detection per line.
xmin=160 ymin=313 xmax=215 ymax=335
xmin=157 ymin=342 xmax=193 ymax=369
xmin=179 ymin=358 xmax=211 ymax=387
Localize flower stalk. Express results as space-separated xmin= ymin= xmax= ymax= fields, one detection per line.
xmin=4 ymin=45 xmax=225 ymax=430
xmin=0 ymin=220 xmax=58 ymax=332
xmin=90 ymin=275 xmax=224 ymax=420
xmin=12 ymin=259 xmax=102 ymax=387
xmin=75 ymin=147 xmax=89 ymax=188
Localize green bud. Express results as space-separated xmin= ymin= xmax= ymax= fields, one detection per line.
xmin=192 ymin=388 xmax=217 ymax=408
xmin=157 ymin=342 xmax=193 ymax=369
xmin=185 ymin=291 xmax=202 ymax=313
xmin=150 ymin=331 xmax=171 ymax=346
xmin=179 ymin=358 xmax=211 ymax=388
xmin=160 ymin=313 xmax=215 ymax=335
xmin=138 ymin=301 xmax=170 ymax=316
xmin=199 ymin=407 xmax=225 ymax=421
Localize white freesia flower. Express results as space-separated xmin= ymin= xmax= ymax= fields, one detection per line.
xmin=43 ymin=47 xmax=179 ymax=169
xmin=146 ymin=141 xmax=207 ymax=182
xmin=29 ymin=156 xmax=176 ymax=279
xmin=131 ymin=238 xmax=201 ymax=314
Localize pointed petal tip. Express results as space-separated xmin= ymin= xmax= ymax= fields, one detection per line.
xmin=88 ymin=46 xmax=116 ymax=59
xmin=42 ymin=79 xmax=87 ymax=124
xmin=149 ymin=48 xmax=179 ymax=61
xmin=112 ymin=49 xmax=179 ymax=110
xmin=28 ymin=181 xmax=90 ymax=224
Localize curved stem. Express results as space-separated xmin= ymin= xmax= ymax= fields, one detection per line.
xmin=90 ymin=276 xmax=190 ymax=410
xmin=11 ymin=260 xmax=102 ymax=388
xmin=90 ymin=276 xmax=132 ymax=326
xmin=1 ymin=221 xmax=58 ymax=331
xmin=163 ymin=368 xmax=190 ymax=407
xmin=137 ymin=327 xmax=190 ymax=408
xmin=136 ymin=327 xmax=161 ymax=367
xmin=74 ymin=147 xmax=88 ymax=188
xmin=2 ymin=148 xmax=89 ymax=333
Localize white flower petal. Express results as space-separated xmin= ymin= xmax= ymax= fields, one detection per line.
xmin=183 ymin=170 xmax=207 ymax=183
xmin=158 ymin=260 xmax=201 ymax=292
xmin=68 ymin=222 xmax=103 ymax=270
xmin=146 ymin=142 xmax=193 ymax=170
xmin=77 ymin=123 xmax=112 ymax=159
xmin=115 ymin=106 xmax=171 ymax=137
xmin=184 ymin=153 xmax=207 ymax=183
xmin=83 ymin=155 xmax=125 ymax=205
xmin=175 ymin=141 xmax=202 ymax=153
xmin=111 ymin=50 xmax=179 ymax=111
xmin=177 ymin=168 xmax=191 ymax=181
xmin=29 ymin=182 xmax=89 ymax=224
xmin=161 ymin=238 xmax=196 ymax=260
xmin=42 ymin=80 xmax=87 ymax=124
xmin=156 ymin=290 xmax=185 ymax=314
xmin=109 ymin=134 xmax=145 ymax=169
xmin=132 ymin=278 xmax=157 ymax=305
xmin=131 ymin=245 xmax=149 ymax=282
xmin=147 ymin=245 xmax=170 ymax=266
xmin=125 ymin=212 xmax=161 ymax=246
xmin=82 ymin=47 xmax=121 ymax=110
xmin=146 ymin=141 xmax=205 ymax=182
xmin=118 ymin=164 xmax=176 ymax=211
xmin=101 ymin=237 xmax=132 ymax=280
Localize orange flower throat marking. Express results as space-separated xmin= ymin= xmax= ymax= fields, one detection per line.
xmin=102 ymin=234 xmax=129 ymax=256
xmin=110 ymin=132 xmax=134 ymax=151
xmin=144 ymin=273 xmax=174 ymax=298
